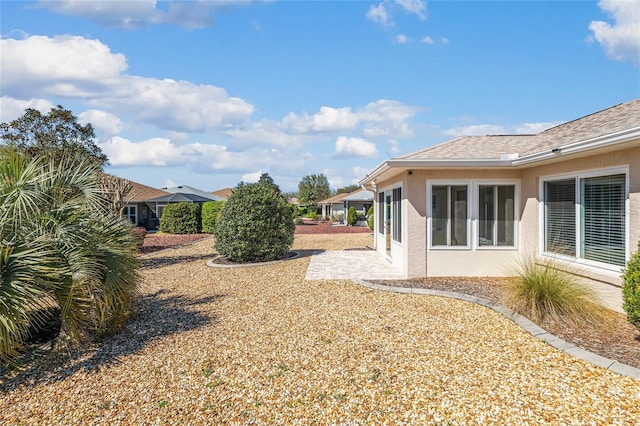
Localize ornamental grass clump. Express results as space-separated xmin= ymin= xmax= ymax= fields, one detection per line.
xmin=214 ymin=173 xmax=294 ymax=263
xmin=508 ymin=254 xmax=607 ymax=326
xmin=622 ymin=241 xmax=640 ymax=330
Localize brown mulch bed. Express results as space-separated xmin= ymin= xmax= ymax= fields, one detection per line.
xmin=295 ymin=221 xmax=372 ymax=234
xmin=140 ymin=233 xmax=212 ymax=254
xmin=374 ymin=277 xmax=640 ymax=369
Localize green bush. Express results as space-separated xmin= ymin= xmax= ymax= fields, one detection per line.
xmin=201 ymin=201 xmax=225 ymax=234
xmin=159 ymin=202 xmax=201 ymax=234
xmin=508 ymin=254 xmax=606 ymax=326
xmin=366 ymin=206 xmax=374 ymax=230
xmin=622 ymin=241 xmax=640 ymax=330
xmin=306 ymin=211 xmax=318 ymax=220
xmin=297 ymin=207 xmax=307 ymax=217
xmin=347 ymin=206 xmax=358 ymax=226
xmin=215 ymin=175 xmax=295 ymax=263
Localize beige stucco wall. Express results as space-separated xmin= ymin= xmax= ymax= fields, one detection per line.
xmin=372 ymin=144 xmax=640 ymax=286
xmin=519 ymin=145 xmax=640 ymax=286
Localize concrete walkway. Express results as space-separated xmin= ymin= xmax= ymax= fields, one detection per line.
xmin=305 ymin=250 xmax=404 ymax=280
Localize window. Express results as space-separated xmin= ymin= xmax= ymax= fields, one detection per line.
xmin=392 ymin=187 xmax=402 ymax=243
xmin=378 ymin=192 xmax=385 ymax=234
xmin=123 ymin=205 xmax=137 ymax=224
xmin=431 ymin=185 xmax=468 ymax=246
xmin=544 ymin=179 xmax=576 ymax=256
xmin=479 ymin=185 xmax=515 ymax=247
xmin=544 ymin=172 xmax=626 ymax=267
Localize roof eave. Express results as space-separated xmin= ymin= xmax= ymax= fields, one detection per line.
xmin=513 ymin=126 xmax=640 ymax=166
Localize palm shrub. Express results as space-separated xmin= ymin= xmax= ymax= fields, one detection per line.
xmin=215 ymin=174 xmax=294 ymax=263
xmin=347 ymin=207 xmax=358 ymax=226
xmin=159 ymin=202 xmax=201 ymax=234
xmin=366 ymin=206 xmax=374 ymax=230
xmin=201 ymin=201 xmax=225 ymax=234
xmin=0 ymin=148 xmax=139 ymax=363
xmin=622 ymin=241 xmax=640 ymax=330
xmin=507 ymin=254 xmax=606 ymax=326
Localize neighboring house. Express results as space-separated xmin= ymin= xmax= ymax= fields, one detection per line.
xmin=211 ymin=187 xmax=233 ymax=200
xmin=319 ymin=189 xmax=374 ymax=220
xmin=148 ymin=186 xmax=223 ymax=222
xmin=163 ymin=185 xmax=225 ymax=201
xmin=124 ymin=181 xmax=170 ymax=229
xmin=360 ymin=99 xmax=640 ymax=292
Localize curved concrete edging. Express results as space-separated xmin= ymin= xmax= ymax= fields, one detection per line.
xmin=352 ymin=278 xmax=640 ymax=381
xmin=206 ymin=251 xmax=302 ymax=268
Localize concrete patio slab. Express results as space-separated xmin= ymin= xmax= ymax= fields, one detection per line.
xmin=305 ymin=250 xmax=404 ymax=280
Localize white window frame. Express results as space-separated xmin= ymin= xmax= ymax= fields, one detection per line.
xmin=539 ymin=166 xmax=629 ymax=272
xmin=473 ymin=180 xmax=520 ymax=251
xmin=378 ymin=182 xmax=403 ymax=248
xmin=427 ymin=180 xmax=472 ymax=250
xmin=427 ymin=179 xmax=520 ymax=251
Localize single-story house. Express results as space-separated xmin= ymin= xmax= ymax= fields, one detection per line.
xmin=124 ymin=181 xmax=170 ymax=229
xmin=319 ymin=189 xmax=374 ymax=221
xmin=163 ymin=185 xmax=225 ymax=201
xmin=360 ymin=99 xmax=640 ymax=292
xmin=211 ymin=187 xmax=233 ymax=200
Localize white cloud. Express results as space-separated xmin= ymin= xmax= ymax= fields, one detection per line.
xmin=37 ymin=0 xmax=253 ymax=29
xmin=78 ymin=109 xmax=123 ymax=136
xmin=241 ymin=170 xmax=264 ymax=183
xmin=589 ymin=0 xmax=640 ymax=65
xmin=164 ymin=178 xmax=178 ymax=188
xmin=1 ymin=35 xmax=254 ymax=132
xmin=1 ymin=35 xmax=127 ymax=99
xmin=395 ymin=0 xmax=426 ymax=20
xmin=442 ymin=124 xmax=508 ymax=137
xmin=395 ymin=34 xmax=412 ymax=44
xmin=281 ymin=100 xmax=418 ymax=139
xmin=515 ymin=121 xmax=565 ymax=134
xmin=421 ymin=36 xmax=434 ymax=44
xmin=0 ymin=96 xmax=53 ymax=122
xmin=441 ymin=37 xmax=449 ymax=44
xmin=100 ymin=135 xmax=314 ymax=176
xmin=351 ymin=166 xmax=371 ymax=183
xmin=334 ymin=136 xmax=378 ymax=158
xmin=388 ymin=140 xmax=401 ymax=154
xmin=366 ymin=3 xmax=391 ymax=26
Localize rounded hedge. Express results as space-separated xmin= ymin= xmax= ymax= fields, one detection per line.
xmin=201 ymin=200 xmax=225 ymax=234
xmin=347 ymin=206 xmax=358 ymax=226
xmin=214 ymin=177 xmax=294 ymax=263
xmin=366 ymin=206 xmax=374 ymax=230
xmin=159 ymin=202 xmax=201 ymax=234
xmin=622 ymin=241 xmax=640 ymax=330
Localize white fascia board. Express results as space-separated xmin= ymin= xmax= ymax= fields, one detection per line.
xmin=387 ymin=159 xmax=511 ymax=168
xmin=513 ymin=126 xmax=640 ymax=166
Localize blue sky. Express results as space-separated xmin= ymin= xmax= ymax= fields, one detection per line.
xmin=1 ymin=0 xmax=639 ymax=192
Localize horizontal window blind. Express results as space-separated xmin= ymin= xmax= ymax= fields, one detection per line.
xmin=545 ymin=179 xmax=576 ymax=256
xmin=581 ymin=174 xmax=626 ymax=266
xmin=392 ymin=187 xmax=402 ymax=243
xmin=378 ymin=192 xmax=385 ymax=234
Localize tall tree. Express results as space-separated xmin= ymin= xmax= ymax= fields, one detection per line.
xmin=297 ymin=173 xmax=331 ymax=206
xmin=336 ymin=184 xmax=360 ymax=195
xmin=0 ymin=105 xmax=108 ymax=168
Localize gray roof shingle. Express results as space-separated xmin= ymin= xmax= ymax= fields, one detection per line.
xmin=399 ymin=99 xmax=640 ymax=161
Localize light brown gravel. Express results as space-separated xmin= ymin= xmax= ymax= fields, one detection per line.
xmin=1 ymin=234 xmax=639 ymax=425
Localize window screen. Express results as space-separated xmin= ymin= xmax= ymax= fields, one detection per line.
xmin=581 ymin=174 xmax=626 ymax=266
xmin=392 ymin=187 xmax=402 ymax=243
xmin=545 ymin=179 xmax=576 ymax=256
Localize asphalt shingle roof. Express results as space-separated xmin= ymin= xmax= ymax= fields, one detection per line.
xmin=399 ymin=99 xmax=640 ymax=161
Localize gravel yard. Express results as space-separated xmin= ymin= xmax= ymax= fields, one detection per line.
xmin=1 ymin=234 xmax=639 ymax=424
